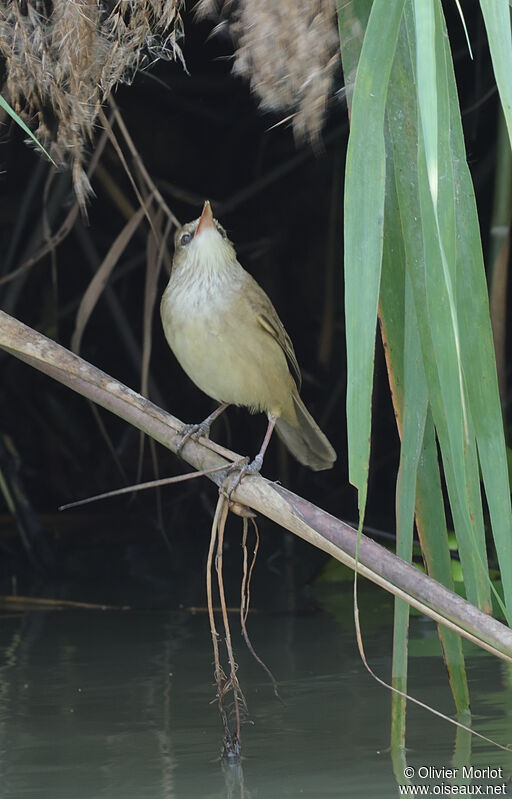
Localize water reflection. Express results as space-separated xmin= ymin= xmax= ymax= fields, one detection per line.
xmin=0 ymin=596 xmax=510 ymax=798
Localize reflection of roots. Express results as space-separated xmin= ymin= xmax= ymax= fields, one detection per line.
xmin=206 ymin=492 xmax=280 ymax=758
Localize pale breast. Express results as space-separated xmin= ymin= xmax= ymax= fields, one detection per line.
xmin=160 ymin=270 xmax=295 ymax=417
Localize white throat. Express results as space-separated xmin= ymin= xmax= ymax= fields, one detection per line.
xmin=189 ymin=228 xmax=232 ymax=272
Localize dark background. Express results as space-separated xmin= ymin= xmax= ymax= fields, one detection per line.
xmin=0 ymin=2 xmax=502 ymax=607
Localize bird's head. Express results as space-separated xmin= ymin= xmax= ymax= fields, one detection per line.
xmin=172 ymin=201 xmax=236 ymax=273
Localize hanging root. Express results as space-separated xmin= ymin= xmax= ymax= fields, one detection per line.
xmin=216 ymin=497 xmax=248 ymax=749
xmin=206 ymin=492 xmax=281 ymax=759
xmin=207 ymin=495 xmax=230 ymax=738
xmin=240 ymin=516 xmax=280 ymax=699
xmin=207 ymin=492 xmax=248 ymax=760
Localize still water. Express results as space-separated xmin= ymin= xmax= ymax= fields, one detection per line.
xmin=0 ymin=586 xmax=510 ymax=798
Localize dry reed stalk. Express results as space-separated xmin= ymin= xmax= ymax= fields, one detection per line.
xmin=0 ymin=0 xmax=184 ymax=206
xmin=4 ymin=308 xmax=512 ymax=667
xmin=196 ymin=0 xmax=340 ymax=140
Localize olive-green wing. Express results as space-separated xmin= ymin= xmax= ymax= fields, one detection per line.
xmin=245 ymin=273 xmax=302 ymax=391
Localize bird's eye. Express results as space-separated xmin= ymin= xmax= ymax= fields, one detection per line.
xmin=180 ymin=232 xmax=192 ymax=245
xmin=216 ymin=225 xmax=226 ymax=238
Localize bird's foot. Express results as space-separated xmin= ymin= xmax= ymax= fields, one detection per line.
xmin=221 ymin=453 xmax=263 ymax=498
xmin=177 ymin=404 xmax=229 ymax=456
xmin=176 ymin=419 xmax=212 ymax=455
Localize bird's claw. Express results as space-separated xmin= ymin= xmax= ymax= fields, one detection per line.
xmin=176 ymin=420 xmax=211 ymax=455
xmin=220 ymin=453 xmax=263 ymax=499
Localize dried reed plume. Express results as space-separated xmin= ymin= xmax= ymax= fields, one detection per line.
xmin=0 ymin=0 xmax=185 ymax=206
xmin=196 ymin=0 xmax=340 ymax=141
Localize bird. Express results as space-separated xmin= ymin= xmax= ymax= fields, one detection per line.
xmin=160 ymin=200 xmax=336 ymax=477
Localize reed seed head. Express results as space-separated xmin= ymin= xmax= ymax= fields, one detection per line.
xmin=0 ymin=0 xmax=185 ymax=206
xmin=195 ymin=0 xmax=340 ymax=141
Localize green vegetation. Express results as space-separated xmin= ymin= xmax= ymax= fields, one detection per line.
xmin=338 ymin=0 xmax=512 ymax=730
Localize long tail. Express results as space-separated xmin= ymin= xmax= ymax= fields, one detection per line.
xmin=275 ymin=391 xmax=336 ymax=471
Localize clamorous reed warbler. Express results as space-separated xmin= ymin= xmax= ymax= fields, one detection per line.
xmin=160 ymin=201 xmax=336 ymax=474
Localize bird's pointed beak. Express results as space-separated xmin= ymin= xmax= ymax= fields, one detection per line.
xmin=195 ymin=201 xmax=215 ymax=238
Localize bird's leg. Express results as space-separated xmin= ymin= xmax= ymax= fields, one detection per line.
xmin=224 ymin=414 xmax=277 ymax=495
xmin=248 ymin=413 xmax=277 ymax=473
xmin=177 ymin=403 xmax=229 ymax=455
